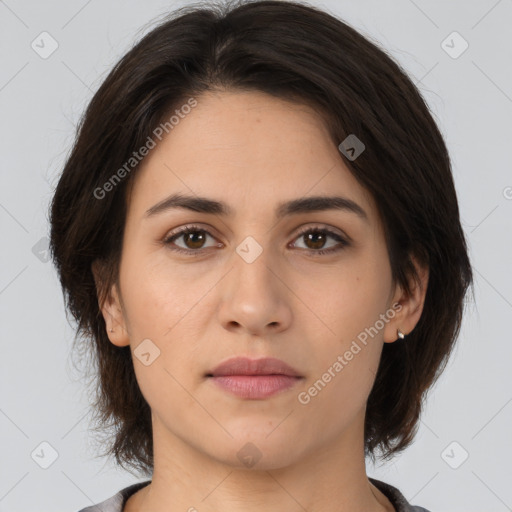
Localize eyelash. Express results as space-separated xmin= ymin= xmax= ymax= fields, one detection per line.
xmin=162 ymin=224 xmax=349 ymax=257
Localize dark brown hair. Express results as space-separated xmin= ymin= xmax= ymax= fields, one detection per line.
xmin=49 ymin=0 xmax=473 ymax=476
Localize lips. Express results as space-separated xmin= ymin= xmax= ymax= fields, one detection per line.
xmin=207 ymin=356 xmax=302 ymax=378
xmin=206 ymin=357 xmax=304 ymax=400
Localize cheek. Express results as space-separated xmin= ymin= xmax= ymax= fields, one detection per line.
xmin=118 ymin=252 xmax=218 ymax=400
xmin=121 ymin=256 xmax=209 ymax=411
xmin=299 ymin=256 xmax=391 ymax=344
xmin=119 ymin=251 xmax=213 ymax=337
xmin=296 ymin=253 xmax=390 ymax=401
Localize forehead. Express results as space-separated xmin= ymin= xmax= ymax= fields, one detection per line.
xmin=125 ymin=90 xmax=378 ymax=224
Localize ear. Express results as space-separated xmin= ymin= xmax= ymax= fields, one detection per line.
xmin=91 ymin=260 xmax=130 ymax=347
xmin=383 ymin=255 xmax=429 ymax=343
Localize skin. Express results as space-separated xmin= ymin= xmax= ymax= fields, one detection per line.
xmin=94 ymin=90 xmax=428 ymax=512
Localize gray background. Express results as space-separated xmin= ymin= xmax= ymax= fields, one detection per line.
xmin=1 ymin=0 xmax=511 ymax=511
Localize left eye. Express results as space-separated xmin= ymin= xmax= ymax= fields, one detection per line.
xmin=291 ymin=227 xmax=348 ymax=254
xmin=163 ymin=225 xmax=348 ymax=256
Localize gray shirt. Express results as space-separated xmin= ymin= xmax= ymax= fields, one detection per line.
xmin=76 ymin=477 xmax=431 ymax=512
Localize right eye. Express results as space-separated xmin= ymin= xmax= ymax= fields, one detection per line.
xmin=163 ymin=225 xmax=222 ymax=255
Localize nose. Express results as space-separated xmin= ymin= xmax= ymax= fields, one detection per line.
xmin=217 ymin=241 xmax=293 ymax=336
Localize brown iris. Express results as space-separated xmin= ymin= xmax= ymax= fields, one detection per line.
xmin=183 ymin=230 xmax=207 ymax=249
xmin=303 ymin=231 xmax=327 ymax=250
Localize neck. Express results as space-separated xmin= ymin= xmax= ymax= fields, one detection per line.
xmin=125 ymin=410 xmax=394 ymax=512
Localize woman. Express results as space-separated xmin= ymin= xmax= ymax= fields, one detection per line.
xmin=49 ymin=1 xmax=473 ymax=511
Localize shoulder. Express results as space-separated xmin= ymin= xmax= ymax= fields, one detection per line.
xmin=369 ymin=477 xmax=432 ymax=512
xmin=76 ymin=480 xmax=151 ymax=512
xmin=74 ymin=477 xmax=429 ymax=512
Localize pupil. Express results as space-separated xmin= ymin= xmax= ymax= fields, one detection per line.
xmin=186 ymin=231 xmax=205 ymax=248
xmin=307 ymin=232 xmax=325 ymax=249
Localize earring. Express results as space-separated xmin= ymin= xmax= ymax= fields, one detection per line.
xmin=110 ymin=327 xmax=114 ymax=333
xmin=397 ymin=328 xmax=405 ymax=340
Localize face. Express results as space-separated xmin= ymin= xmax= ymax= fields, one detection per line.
xmin=98 ymin=90 xmax=426 ymax=470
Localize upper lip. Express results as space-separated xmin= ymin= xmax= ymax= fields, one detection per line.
xmin=207 ymin=357 xmax=303 ymax=377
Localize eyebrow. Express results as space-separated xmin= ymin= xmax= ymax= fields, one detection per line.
xmin=144 ymin=192 xmax=369 ymax=223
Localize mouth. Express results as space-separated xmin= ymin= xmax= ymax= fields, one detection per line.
xmin=207 ymin=356 xmax=303 ymax=378
xmin=206 ymin=356 xmax=304 ymax=399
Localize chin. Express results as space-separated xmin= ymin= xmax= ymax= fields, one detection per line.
xmin=208 ymin=429 xmax=304 ymax=470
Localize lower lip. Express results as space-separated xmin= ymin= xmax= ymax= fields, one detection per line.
xmin=208 ymin=375 xmax=302 ymax=399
